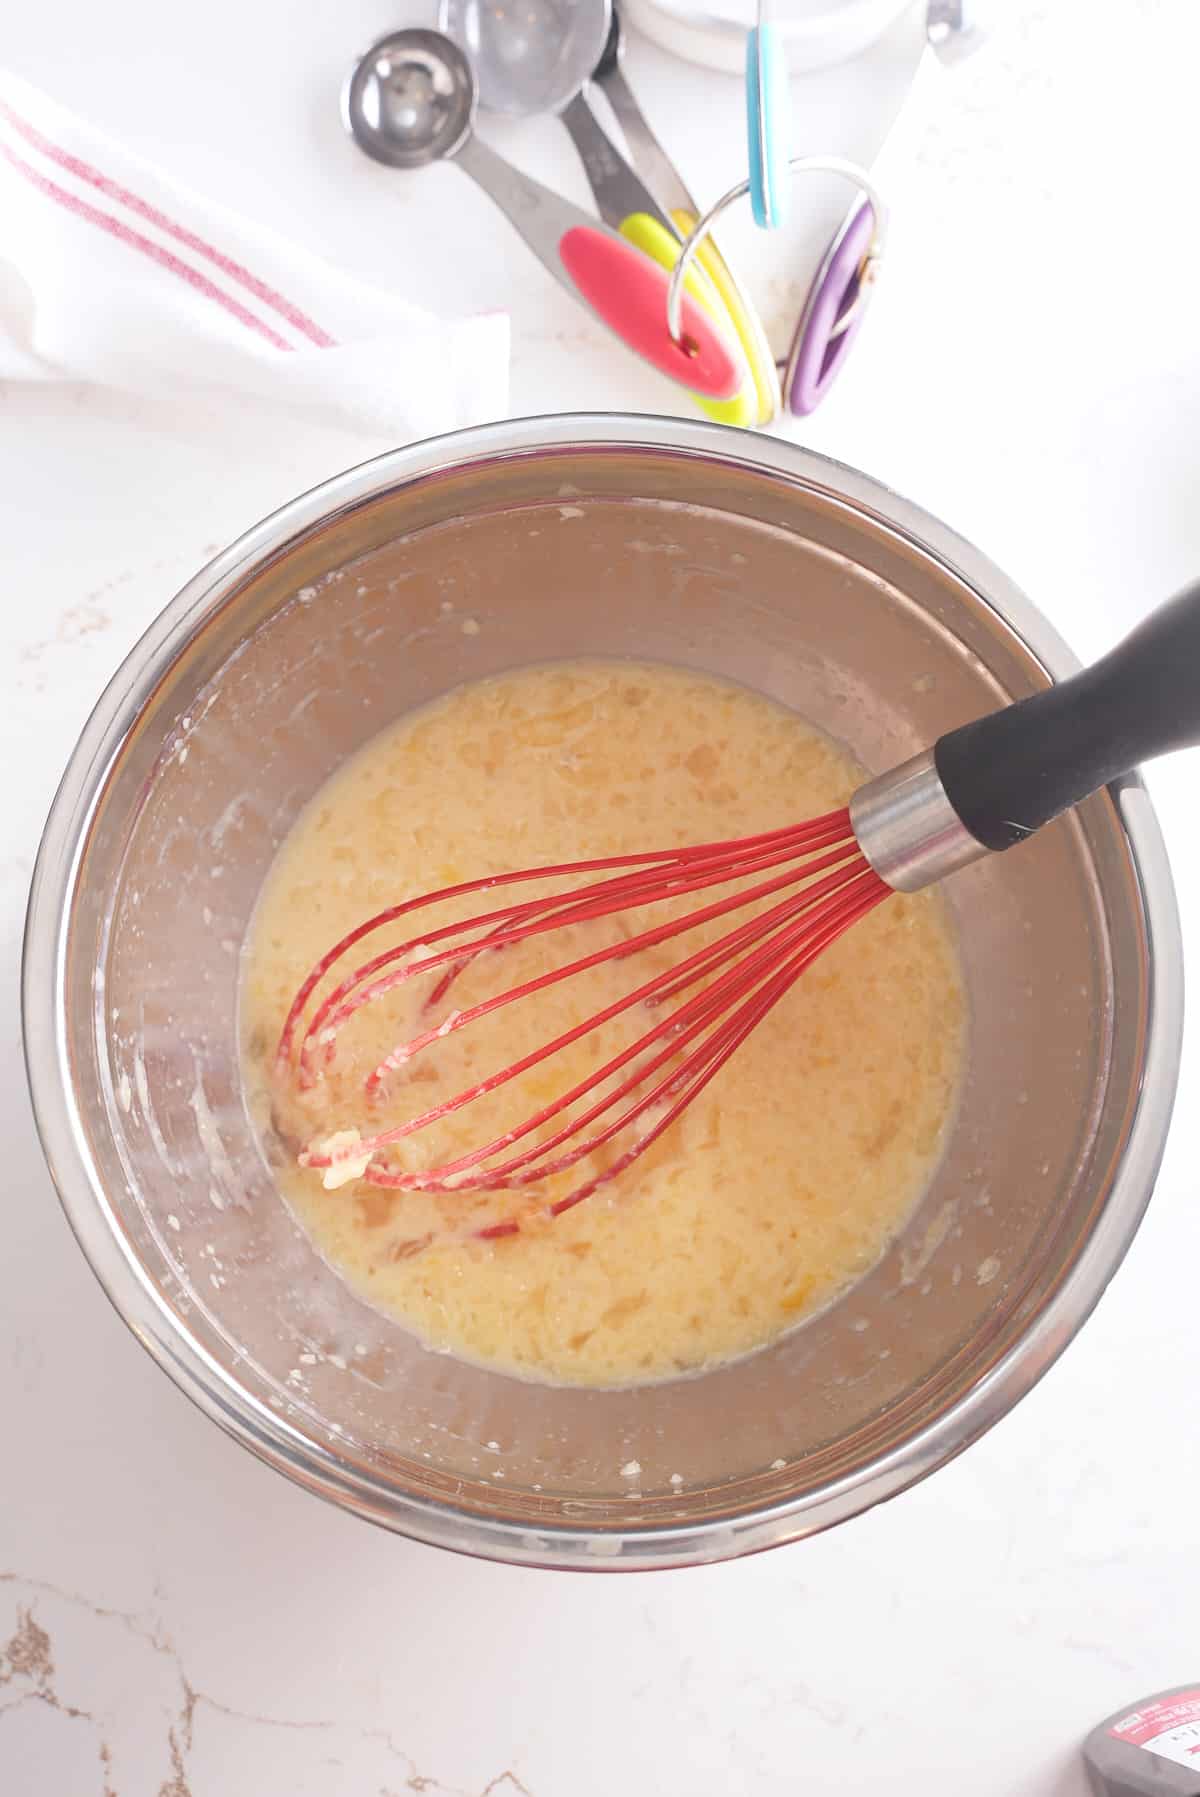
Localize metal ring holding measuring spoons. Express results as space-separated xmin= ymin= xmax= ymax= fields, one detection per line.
xmin=667 ymin=157 xmax=888 ymax=417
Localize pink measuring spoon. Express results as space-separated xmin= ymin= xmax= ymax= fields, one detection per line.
xmin=344 ymin=30 xmax=743 ymax=402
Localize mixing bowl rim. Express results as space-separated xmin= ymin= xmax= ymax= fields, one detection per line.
xmin=22 ymin=413 xmax=1184 ymax=1570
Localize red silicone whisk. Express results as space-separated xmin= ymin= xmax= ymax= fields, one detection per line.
xmin=276 ymin=581 xmax=1200 ymax=1244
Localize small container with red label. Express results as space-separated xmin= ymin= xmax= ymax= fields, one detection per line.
xmin=1085 ymin=1687 xmax=1200 ymax=1795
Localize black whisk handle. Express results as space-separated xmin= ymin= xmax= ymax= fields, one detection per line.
xmin=933 ymin=578 xmax=1200 ymax=853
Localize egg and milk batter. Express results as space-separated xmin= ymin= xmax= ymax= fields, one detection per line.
xmin=242 ymin=660 xmax=964 ymax=1387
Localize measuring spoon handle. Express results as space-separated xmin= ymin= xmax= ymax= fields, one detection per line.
xmin=557 ymin=94 xmax=756 ymax=424
xmin=455 ymin=135 xmax=740 ymax=401
xmin=592 ymin=63 xmax=779 ymax=423
xmin=560 ymin=92 xmax=673 ymax=238
xmin=593 ymin=62 xmax=697 ymax=218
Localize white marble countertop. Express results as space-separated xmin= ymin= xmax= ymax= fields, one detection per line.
xmin=3 ymin=1 xmax=1199 ymax=1793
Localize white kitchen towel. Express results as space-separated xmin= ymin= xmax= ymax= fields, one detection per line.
xmin=0 ymin=69 xmax=510 ymax=436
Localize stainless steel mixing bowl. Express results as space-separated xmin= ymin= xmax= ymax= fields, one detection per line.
xmin=23 ymin=417 xmax=1182 ymax=1569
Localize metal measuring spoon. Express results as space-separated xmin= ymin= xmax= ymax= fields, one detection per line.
xmin=342 ymin=29 xmax=741 ymax=401
xmin=439 ymin=0 xmax=609 ymax=117
xmin=439 ymin=0 xmax=760 ymax=424
xmin=439 ymin=0 xmax=667 ymax=243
